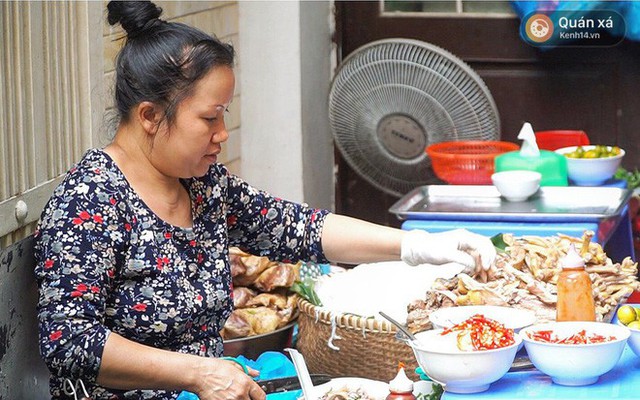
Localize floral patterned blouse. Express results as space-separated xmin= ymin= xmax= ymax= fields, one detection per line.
xmin=34 ymin=149 xmax=329 ymax=399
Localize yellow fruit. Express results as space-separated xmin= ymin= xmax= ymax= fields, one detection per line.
xmin=583 ymin=150 xmax=596 ymax=158
xmin=628 ymin=320 xmax=640 ymax=331
xmin=635 ymin=307 xmax=640 ymax=319
xmin=617 ymin=305 xmax=637 ymax=325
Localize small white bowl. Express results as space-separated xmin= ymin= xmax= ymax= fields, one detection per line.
xmin=408 ymin=329 xmax=521 ymax=394
xmin=520 ymin=321 xmax=629 ymax=386
xmin=491 ymin=170 xmax=541 ymax=202
xmin=555 ymin=145 xmax=625 ymax=186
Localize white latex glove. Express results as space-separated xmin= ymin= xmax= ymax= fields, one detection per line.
xmin=401 ymin=229 xmax=496 ymax=272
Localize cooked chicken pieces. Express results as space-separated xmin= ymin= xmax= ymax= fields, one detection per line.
xmin=407 ymin=232 xmax=640 ymax=332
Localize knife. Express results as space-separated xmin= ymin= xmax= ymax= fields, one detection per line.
xmin=257 ymin=374 xmax=333 ymax=394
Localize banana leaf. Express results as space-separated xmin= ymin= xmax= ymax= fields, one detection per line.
xmin=290 ymin=277 xmax=322 ymax=306
xmin=491 ymin=233 xmax=508 ymax=253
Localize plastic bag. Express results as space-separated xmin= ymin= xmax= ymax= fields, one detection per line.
xmin=177 ymin=352 xmax=300 ymax=400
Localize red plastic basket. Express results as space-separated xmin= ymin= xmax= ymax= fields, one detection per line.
xmin=426 ymin=141 xmax=520 ymax=185
xmin=535 ymin=130 xmax=590 ymax=151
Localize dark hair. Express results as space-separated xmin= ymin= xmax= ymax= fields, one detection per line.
xmin=106 ymin=1 xmax=235 ymax=125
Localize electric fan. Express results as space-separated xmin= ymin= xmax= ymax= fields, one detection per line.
xmin=329 ymin=38 xmax=501 ymax=197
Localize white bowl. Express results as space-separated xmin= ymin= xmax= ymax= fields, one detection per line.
xmin=520 ymin=321 xmax=629 ymax=386
xmin=306 ymin=377 xmax=435 ymax=400
xmin=555 ymin=145 xmax=625 ymax=186
xmin=407 ymin=329 xmax=521 ymax=394
xmin=616 ymin=319 xmax=640 ymax=357
xmin=491 ymin=170 xmax=541 ymax=202
xmin=307 ymin=377 xmax=388 ymax=399
xmin=620 ymin=322 xmax=640 ymax=357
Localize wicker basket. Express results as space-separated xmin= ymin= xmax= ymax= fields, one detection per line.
xmin=296 ymin=299 xmax=419 ymax=382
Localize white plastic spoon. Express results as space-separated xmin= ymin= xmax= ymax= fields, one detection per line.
xmin=285 ymin=348 xmax=315 ymax=400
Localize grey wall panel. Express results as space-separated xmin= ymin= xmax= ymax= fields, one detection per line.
xmin=0 ymin=236 xmax=50 ymax=399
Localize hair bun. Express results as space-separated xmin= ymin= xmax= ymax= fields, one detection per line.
xmin=107 ymin=1 xmax=163 ymax=38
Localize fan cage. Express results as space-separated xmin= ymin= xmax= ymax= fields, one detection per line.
xmin=329 ymin=38 xmax=501 ymax=196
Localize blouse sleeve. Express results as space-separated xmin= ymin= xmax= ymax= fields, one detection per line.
xmin=223 ymin=171 xmax=331 ymax=264
xmin=34 ymin=170 xmax=125 ymax=383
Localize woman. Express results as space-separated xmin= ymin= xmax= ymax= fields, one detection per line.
xmin=34 ymin=1 xmax=495 ymax=399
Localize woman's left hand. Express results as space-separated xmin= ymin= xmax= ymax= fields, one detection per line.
xmin=190 ymin=357 xmax=266 ymax=400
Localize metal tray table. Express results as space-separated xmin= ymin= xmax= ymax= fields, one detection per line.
xmin=390 ymin=185 xmax=635 ymax=261
xmin=389 ymin=185 xmax=632 ymax=223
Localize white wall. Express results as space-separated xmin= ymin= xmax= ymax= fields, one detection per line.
xmin=239 ymin=1 xmax=334 ymax=210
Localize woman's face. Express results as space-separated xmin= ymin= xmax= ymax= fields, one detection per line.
xmin=151 ymin=65 xmax=235 ymax=179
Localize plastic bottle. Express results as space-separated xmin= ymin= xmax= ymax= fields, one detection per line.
xmin=494 ymin=122 xmax=568 ymax=186
xmin=386 ymin=366 xmax=416 ymax=400
xmin=556 ymin=243 xmax=596 ymax=322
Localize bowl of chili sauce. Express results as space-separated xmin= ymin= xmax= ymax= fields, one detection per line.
xmin=407 ymin=314 xmax=521 ymax=394
xmin=521 ymin=321 xmax=629 ymax=386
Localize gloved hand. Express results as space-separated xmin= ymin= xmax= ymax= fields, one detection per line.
xmin=400 ymin=229 xmax=496 ymax=273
